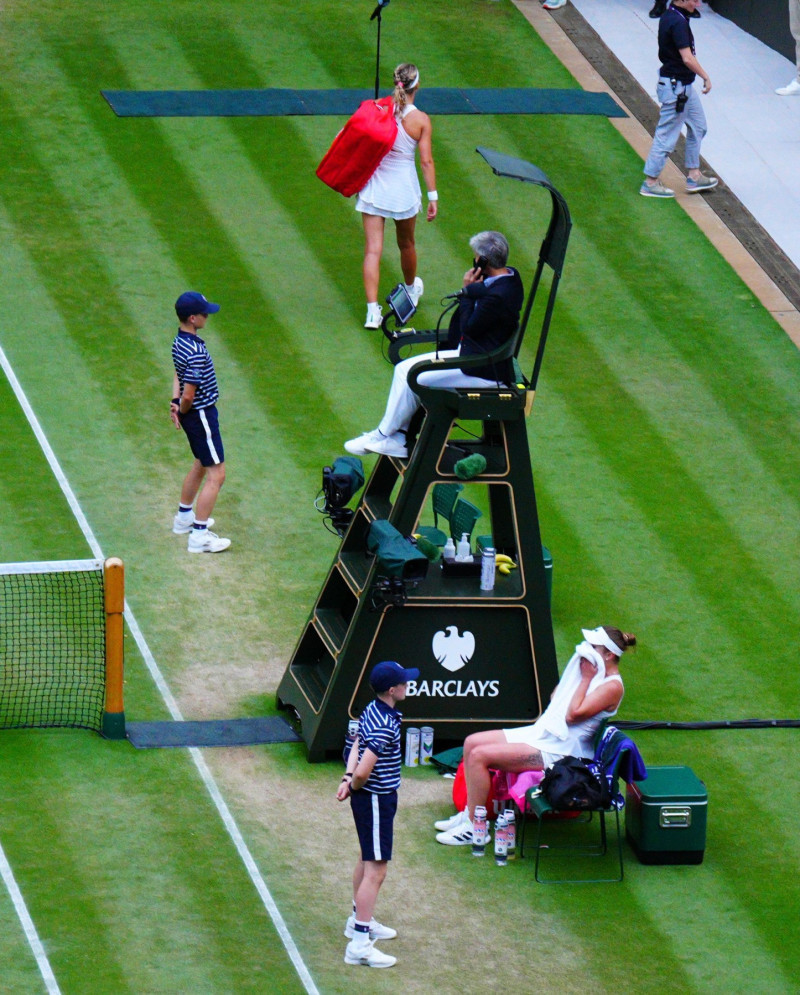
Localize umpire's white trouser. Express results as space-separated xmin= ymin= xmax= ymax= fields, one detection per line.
xmin=377 ymin=349 xmax=499 ymax=438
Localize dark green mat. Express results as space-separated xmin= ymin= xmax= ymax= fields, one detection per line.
xmin=101 ymin=87 xmax=625 ymax=118
xmin=126 ymin=716 xmax=301 ymax=748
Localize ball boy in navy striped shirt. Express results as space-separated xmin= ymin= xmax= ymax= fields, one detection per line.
xmin=169 ymin=291 xmax=231 ymax=553
xmin=336 ymin=660 xmax=419 ymax=969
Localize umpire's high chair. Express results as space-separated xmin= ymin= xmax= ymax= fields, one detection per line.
xmin=277 ymin=150 xmax=572 ymax=760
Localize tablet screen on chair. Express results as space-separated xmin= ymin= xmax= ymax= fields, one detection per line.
xmin=386 ymin=283 xmax=417 ymax=325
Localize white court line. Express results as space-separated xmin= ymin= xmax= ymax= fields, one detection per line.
xmin=0 ymin=839 xmax=61 ymax=995
xmin=0 ymin=343 xmax=320 ymax=995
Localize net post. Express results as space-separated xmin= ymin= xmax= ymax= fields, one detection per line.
xmin=102 ymin=557 xmax=126 ymax=739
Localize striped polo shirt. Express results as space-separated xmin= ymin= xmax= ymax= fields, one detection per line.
xmin=357 ymin=698 xmax=402 ymax=794
xmin=172 ymin=330 xmax=219 ymax=409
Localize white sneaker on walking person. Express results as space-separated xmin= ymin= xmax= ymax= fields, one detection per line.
xmin=776 ymin=79 xmax=800 ymax=96
xmin=364 ymin=303 xmax=383 ymax=329
xmin=406 ymin=277 xmax=424 ymax=307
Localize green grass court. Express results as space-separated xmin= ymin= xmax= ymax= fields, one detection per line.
xmin=1 ymin=0 xmax=800 ymax=991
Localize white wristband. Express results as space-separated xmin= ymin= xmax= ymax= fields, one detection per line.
xmin=427 ymin=190 xmax=438 ymax=202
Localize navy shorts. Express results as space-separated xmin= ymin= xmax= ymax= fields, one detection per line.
xmin=180 ymin=404 xmax=224 ymax=467
xmin=350 ymin=788 xmax=397 ymax=861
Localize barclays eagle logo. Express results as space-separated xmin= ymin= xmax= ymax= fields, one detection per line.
xmin=432 ymin=626 xmax=475 ymax=673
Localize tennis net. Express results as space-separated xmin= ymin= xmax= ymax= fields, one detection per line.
xmin=0 ymin=558 xmax=125 ymax=735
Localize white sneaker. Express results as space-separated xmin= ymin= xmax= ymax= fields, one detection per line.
xmin=406 ymin=277 xmax=424 ymax=307
xmin=187 ymin=529 xmax=231 ymax=553
xmin=542 ymin=0 xmax=567 ymax=9
xmin=776 ymin=79 xmax=800 ymax=96
xmin=434 ymin=807 xmax=469 ymax=832
xmin=364 ymin=304 xmax=383 ymax=329
xmin=172 ymin=514 xmax=214 ymax=534
xmin=344 ymin=939 xmax=396 ymax=968
xmin=364 ymin=432 xmax=408 ymax=458
xmin=436 ymin=821 xmax=491 ymax=846
xmin=344 ymin=915 xmax=397 ymax=940
xmin=344 ymin=429 xmax=383 ymax=455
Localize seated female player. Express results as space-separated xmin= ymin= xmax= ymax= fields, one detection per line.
xmin=435 ymin=625 xmax=636 ymax=845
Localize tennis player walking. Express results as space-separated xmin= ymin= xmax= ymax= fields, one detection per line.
xmin=357 ymin=63 xmax=438 ymax=329
xmin=169 ymin=291 xmax=231 ymax=553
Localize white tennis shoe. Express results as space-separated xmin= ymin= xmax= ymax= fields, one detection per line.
xmin=187 ymin=529 xmax=231 ymax=553
xmin=344 ymin=915 xmax=397 ymax=941
xmin=172 ymin=514 xmax=214 ymax=534
xmin=344 ymin=938 xmax=396 ymax=968
xmin=434 ymin=807 xmax=469 ymax=832
xmin=407 ymin=277 xmax=424 ymax=306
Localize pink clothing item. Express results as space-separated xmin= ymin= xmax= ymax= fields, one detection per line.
xmin=492 ymin=769 xmax=545 ymax=809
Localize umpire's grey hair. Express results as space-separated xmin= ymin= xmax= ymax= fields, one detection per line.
xmin=469 ymin=231 xmax=509 ymax=269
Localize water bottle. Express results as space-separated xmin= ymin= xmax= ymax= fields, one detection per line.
xmin=494 ymin=813 xmax=508 ymax=866
xmin=456 ymin=532 xmax=471 ymax=563
xmin=443 ymin=537 xmax=456 ymax=561
xmin=472 ymin=805 xmax=488 ymax=857
xmin=504 ymin=808 xmax=516 ymax=860
xmin=480 ymin=546 xmax=496 ymax=591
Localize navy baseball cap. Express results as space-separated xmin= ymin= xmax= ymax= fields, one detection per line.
xmin=369 ymin=660 xmax=420 ymax=693
xmin=175 ymin=291 xmax=221 ymax=318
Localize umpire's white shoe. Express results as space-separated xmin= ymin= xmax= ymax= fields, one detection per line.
xmin=344 ymin=939 xmax=396 ymax=968
xmin=187 ymin=529 xmax=231 ymax=553
xmin=344 ymin=915 xmax=397 ymax=941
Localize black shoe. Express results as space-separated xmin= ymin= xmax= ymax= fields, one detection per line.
xmin=649 ymin=0 xmax=667 ymax=17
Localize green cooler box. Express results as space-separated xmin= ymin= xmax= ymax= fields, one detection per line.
xmin=626 ymin=765 xmax=707 ymax=865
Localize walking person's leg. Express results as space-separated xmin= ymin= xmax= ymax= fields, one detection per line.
xmin=394 ymin=217 xmax=417 ymax=286
xmin=363 ymin=214 xmax=386 ymax=327
xmin=641 ymin=80 xmax=685 ymax=197
xmin=683 ymin=86 xmax=717 ymax=191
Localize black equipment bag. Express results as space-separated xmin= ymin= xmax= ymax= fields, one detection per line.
xmin=540 ymin=755 xmax=612 ymax=810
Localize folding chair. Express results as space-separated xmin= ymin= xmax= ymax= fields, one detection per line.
xmin=417 ymin=483 xmax=463 ymax=546
xmin=519 ymin=727 xmax=642 ymax=883
xmin=448 ymin=498 xmax=482 ymax=545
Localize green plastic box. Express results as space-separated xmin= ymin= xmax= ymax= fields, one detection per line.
xmin=625 ymin=765 xmax=707 ymax=865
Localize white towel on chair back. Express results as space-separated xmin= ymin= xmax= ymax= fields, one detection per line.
xmin=535 ymin=641 xmax=607 ymax=744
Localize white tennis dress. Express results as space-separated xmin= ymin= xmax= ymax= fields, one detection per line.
xmin=355 ymin=105 xmax=422 ymax=220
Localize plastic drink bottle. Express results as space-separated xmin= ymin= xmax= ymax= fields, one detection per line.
xmin=504 ymin=808 xmax=516 ymax=860
xmin=472 ymin=806 xmax=488 ymax=856
xmin=443 ymin=537 xmax=456 ymax=561
xmin=494 ymin=813 xmax=508 ymax=866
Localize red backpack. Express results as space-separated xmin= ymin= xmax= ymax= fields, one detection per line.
xmin=316 ymin=96 xmax=398 ymax=197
